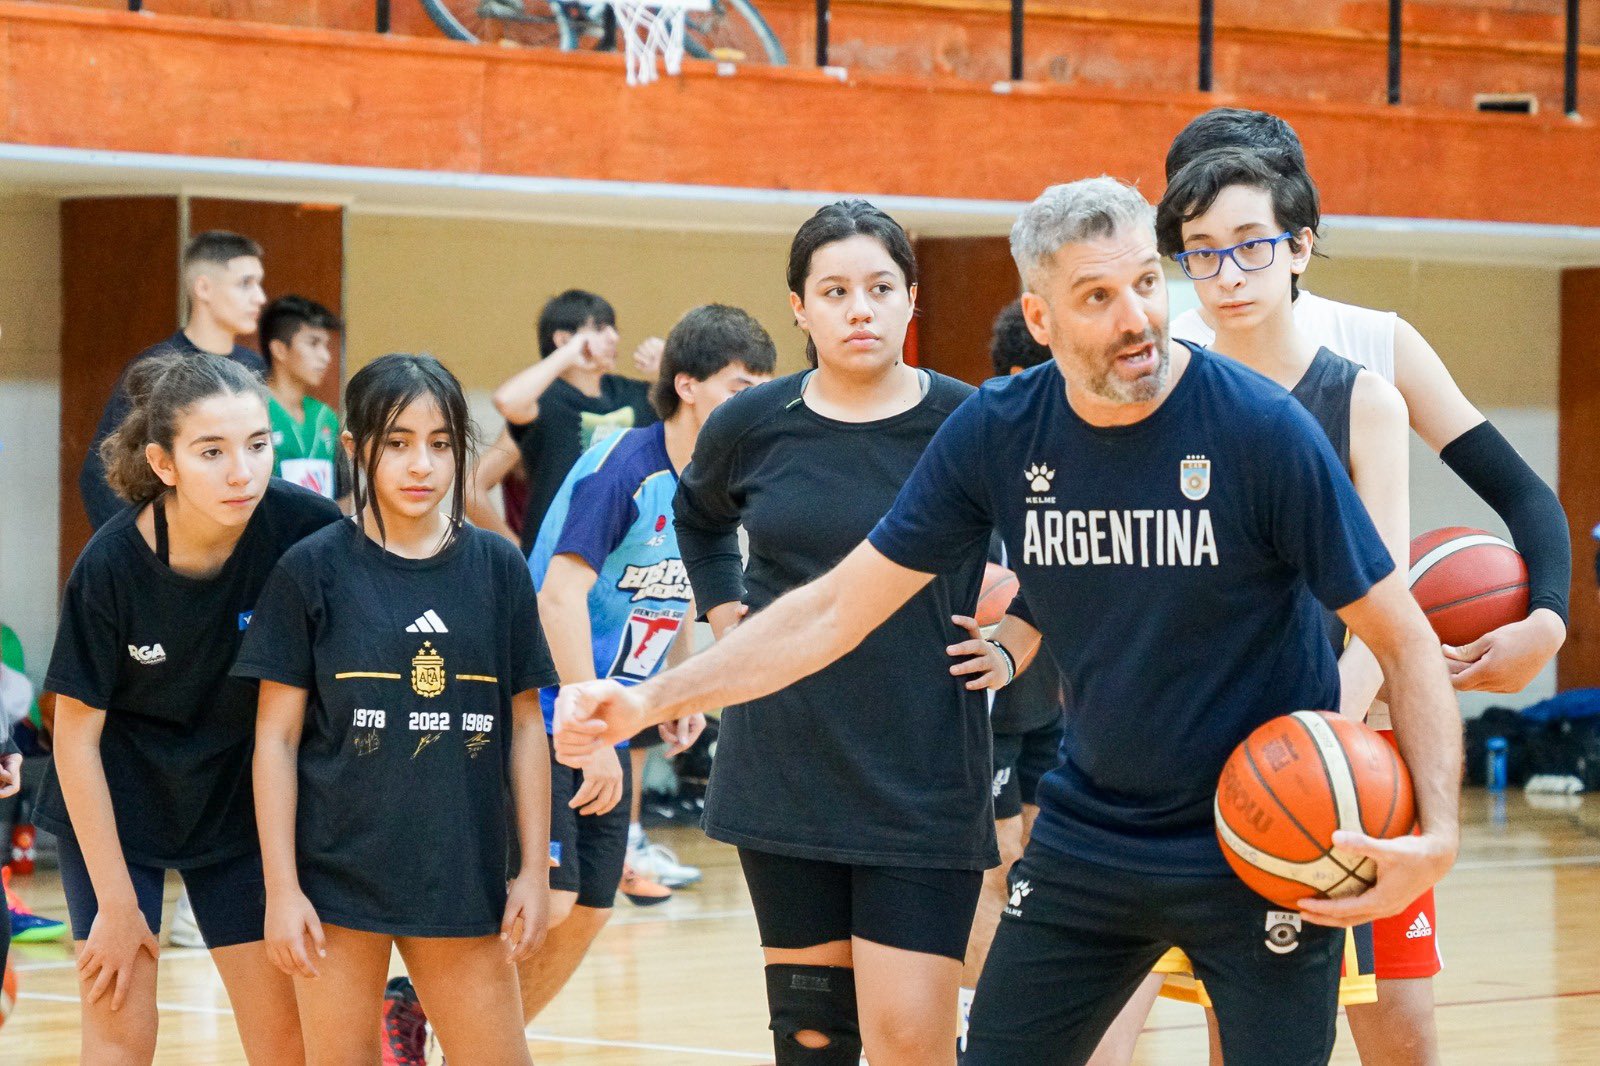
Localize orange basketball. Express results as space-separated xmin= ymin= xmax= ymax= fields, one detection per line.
xmin=975 ymin=563 xmax=1019 ymax=628
xmin=1215 ymin=711 xmax=1415 ymax=911
xmin=1408 ymin=527 xmax=1528 ymax=647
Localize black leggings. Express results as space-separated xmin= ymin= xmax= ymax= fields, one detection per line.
xmin=738 ymin=847 xmax=982 ymax=962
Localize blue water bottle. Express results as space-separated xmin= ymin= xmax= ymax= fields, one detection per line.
xmin=1486 ymin=736 xmax=1509 ymax=793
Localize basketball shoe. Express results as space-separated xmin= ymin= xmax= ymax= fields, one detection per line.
xmin=619 ymin=863 xmax=673 ymax=906
xmin=626 ymin=833 xmax=701 ymax=889
xmin=382 ymin=975 xmax=430 ymax=1066
xmin=4 ymin=866 xmax=65 ymax=943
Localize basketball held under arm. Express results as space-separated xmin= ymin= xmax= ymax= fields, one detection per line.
xmin=1305 ymin=574 xmax=1460 ymax=927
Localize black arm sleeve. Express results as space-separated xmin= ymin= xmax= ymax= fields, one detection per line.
xmin=78 ymin=383 xmax=132 ymax=530
xmin=1439 ymin=420 xmax=1571 ymax=623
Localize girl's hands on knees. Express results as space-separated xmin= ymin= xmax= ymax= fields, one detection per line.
xmin=501 ymin=872 xmax=550 ymax=963
xmin=266 ymin=889 xmax=326 ymax=979
xmin=78 ymin=899 xmax=159 ymax=1011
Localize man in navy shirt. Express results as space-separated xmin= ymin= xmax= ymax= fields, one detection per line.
xmin=552 ymin=178 xmax=1460 ymax=1066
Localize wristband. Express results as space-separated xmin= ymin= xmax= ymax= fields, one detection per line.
xmin=986 ymin=639 xmax=1017 ymax=687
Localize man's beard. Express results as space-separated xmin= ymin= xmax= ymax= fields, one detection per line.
xmin=1080 ymin=328 xmax=1170 ymax=404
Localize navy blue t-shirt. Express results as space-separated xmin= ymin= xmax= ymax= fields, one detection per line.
xmin=868 ymin=344 xmax=1394 ymax=875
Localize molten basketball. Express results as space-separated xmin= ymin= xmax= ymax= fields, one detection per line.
xmin=1408 ymin=527 xmax=1529 ymax=647
xmin=1215 ymin=711 xmax=1415 ymax=911
xmin=975 ymin=563 xmax=1020 ymax=628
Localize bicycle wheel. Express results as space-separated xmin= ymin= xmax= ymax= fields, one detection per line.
xmin=681 ymin=0 xmax=787 ymax=65
xmin=418 ymin=0 xmax=578 ymax=50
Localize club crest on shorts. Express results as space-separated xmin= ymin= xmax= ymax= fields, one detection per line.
xmin=1264 ymin=909 xmax=1301 ymax=955
xmin=410 ymin=641 xmax=446 ymax=698
xmin=1181 ymin=455 xmax=1211 ymax=501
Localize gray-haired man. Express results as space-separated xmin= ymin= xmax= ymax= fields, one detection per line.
xmin=553 ymin=178 xmax=1460 ymax=1065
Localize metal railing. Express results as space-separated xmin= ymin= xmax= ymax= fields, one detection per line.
xmin=110 ymin=0 xmax=1580 ymax=115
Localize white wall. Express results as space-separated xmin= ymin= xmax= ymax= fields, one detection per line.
xmin=0 ymin=196 xmax=61 ymax=690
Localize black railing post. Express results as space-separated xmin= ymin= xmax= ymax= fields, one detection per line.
xmin=377 ymin=0 xmax=391 ymax=34
xmin=128 ymin=0 xmax=142 ymax=11
xmin=1565 ymin=0 xmax=1580 ymax=116
xmin=1010 ymin=0 xmax=1024 ymax=81
xmin=816 ymin=0 xmax=829 ymax=67
xmin=1198 ymin=0 xmax=1214 ymax=92
xmin=1388 ymin=0 xmax=1403 ymax=104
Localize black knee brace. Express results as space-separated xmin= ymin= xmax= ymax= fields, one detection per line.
xmin=765 ymin=964 xmax=862 ymax=1065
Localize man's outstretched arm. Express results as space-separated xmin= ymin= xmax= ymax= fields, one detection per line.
xmin=554 ymin=541 xmax=934 ymax=759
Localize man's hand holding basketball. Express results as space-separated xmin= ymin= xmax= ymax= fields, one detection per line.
xmin=553 ymin=680 xmax=651 ymax=767
xmin=1296 ymin=827 xmax=1456 ymax=928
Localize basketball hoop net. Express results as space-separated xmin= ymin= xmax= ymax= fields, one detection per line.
xmin=610 ymin=0 xmax=708 ymax=85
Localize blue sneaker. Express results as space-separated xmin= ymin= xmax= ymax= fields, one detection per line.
xmin=10 ymin=906 xmax=66 ymax=943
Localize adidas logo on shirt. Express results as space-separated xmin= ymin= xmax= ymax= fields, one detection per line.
xmin=128 ymin=643 xmax=167 ymax=666
xmin=1405 ymin=913 xmax=1433 ymax=939
xmin=405 ymin=610 xmax=449 ymax=634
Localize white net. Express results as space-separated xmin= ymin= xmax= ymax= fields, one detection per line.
xmin=610 ymin=0 xmax=709 ymax=85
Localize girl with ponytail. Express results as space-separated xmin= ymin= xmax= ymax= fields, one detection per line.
xmin=36 ymin=352 xmax=342 ymax=1063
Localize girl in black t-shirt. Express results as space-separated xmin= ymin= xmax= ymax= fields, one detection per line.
xmin=671 ymin=202 xmax=996 ymax=1065
xmin=238 ymin=354 xmax=555 ymax=1066
xmin=39 ymin=353 xmax=342 ymax=1064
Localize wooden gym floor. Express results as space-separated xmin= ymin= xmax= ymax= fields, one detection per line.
xmin=5 ymin=787 xmax=1599 ymax=1064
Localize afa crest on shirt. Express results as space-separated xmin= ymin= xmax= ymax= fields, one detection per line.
xmin=1180 ymin=455 xmax=1211 ymax=501
xmin=411 ymin=641 xmax=446 ymax=699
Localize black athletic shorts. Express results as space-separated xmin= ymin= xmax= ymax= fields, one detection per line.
xmin=966 ymin=845 xmax=1342 ymax=1066
xmin=57 ymin=829 xmax=266 ymax=949
xmin=738 ymin=848 xmax=983 ymax=961
xmin=991 ymin=715 xmax=1065 ymax=821
xmin=548 ymin=747 xmax=633 ymax=909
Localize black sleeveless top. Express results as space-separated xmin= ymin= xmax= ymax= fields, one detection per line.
xmin=1289 ymin=347 xmax=1362 ymax=652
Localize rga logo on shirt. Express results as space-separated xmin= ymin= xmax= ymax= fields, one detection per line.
xmin=127 ymin=643 xmax=167 ymax=666
xmin=1181 ymin=455 xmax=1212 ymax=501
xmin=1264 ymin=910 xmax=1301 ymax=955
xmin=617 ymin=559 xmax=691 ymax=603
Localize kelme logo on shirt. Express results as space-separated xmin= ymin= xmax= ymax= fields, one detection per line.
xmin=1181 ymin=455 xmax=1211 ymax=501
xmin=411 ymin=642 xmax=446 ymax=698
xmin=617 ymin=559 xmax=691 ymax=603
xmin=1026 ymin=463 xmax=1055 ymax=493
xmin=128 ymin=643 xmax=167 ymax=666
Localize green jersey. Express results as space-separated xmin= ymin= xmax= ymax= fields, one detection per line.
xmin=268 ymin=394 xmax=341 ymax=499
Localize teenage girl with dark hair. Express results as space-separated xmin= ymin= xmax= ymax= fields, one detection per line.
xmin=239 ymin=353 xmax=557 ymax=1065
xmin=671 ymin=200 xmax=996 ymax=1065
xmin=37 ymin=352 xmax=342 ymax=1063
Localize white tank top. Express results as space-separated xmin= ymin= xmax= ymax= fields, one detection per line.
xmin=1170 ymin=291 xmax=1401 ymax=728
xmin=1170 ymin=291 xmax=1398 ymax=385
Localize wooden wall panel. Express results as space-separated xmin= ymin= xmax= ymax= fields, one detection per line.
xmin=1558 ymin=268 xmax=1600 ymax=691
xmin=1 ymin=5 xmax=1599 ymax=228
xmin=57 ymin=197 xmax=181 ymax=588
xmin=912 ymin=236 xmax=1018 ymax=387
xmin=188 ymin=198 xmax=345 ymax=408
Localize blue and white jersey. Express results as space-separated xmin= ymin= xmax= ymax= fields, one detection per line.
xmin=529 ymin=422 xmax=690 ymax=733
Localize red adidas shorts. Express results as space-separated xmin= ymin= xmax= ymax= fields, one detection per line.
xmin=1372 ymin=729 xmax=1443 ymax=979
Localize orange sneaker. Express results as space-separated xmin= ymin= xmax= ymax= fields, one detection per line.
xmin=619 ymin=863 xmax=673 ymax=907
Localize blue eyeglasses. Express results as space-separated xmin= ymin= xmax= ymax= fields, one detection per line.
xmin=1173 ymin=232 xmax=1295 ymax=281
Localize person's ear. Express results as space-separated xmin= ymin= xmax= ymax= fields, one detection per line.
xmin=340 ymin=429 xmax=356 ymax=461
xmin=674 ymin=372 xmax=696 ymax=409
xmin=145 ymin=442 xmax=179 ymax=488
xmin=1020 ymin=292 xmax=1053 ymax=349
xmin=550 ymin=329 xmax=573 ymax=350
xmin=789 ymin=291 xmax=808 ymax=334
xmin=906 ymin=281 xmax=918 ymax=313
xmin=1289 ymin=228 xmax=1315 ymax=275
xmin=268 ymin=338 xmax=290 ymax=366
